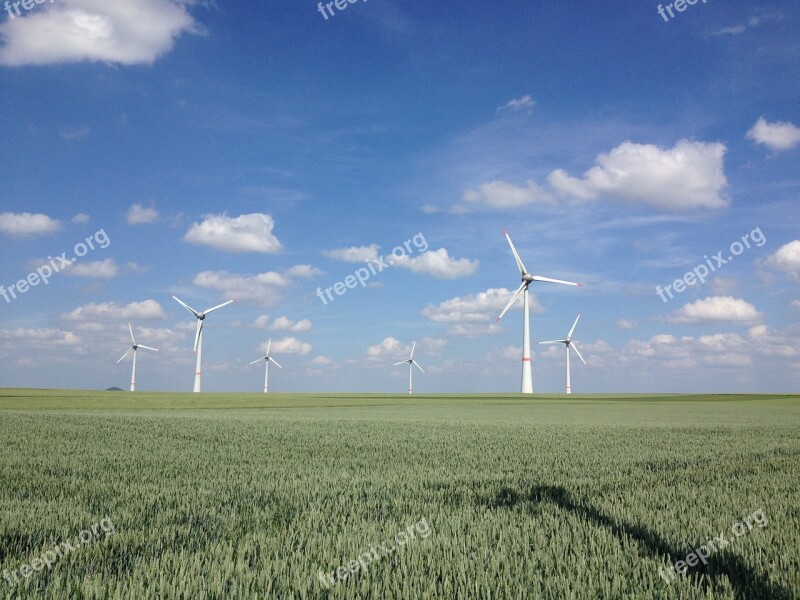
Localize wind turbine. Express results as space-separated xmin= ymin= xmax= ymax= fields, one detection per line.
xmin=539 ymin=314 xmax=587 ymax=394
xmin=496 ymin=229 xmax=582 ymax=394
xmin=250 ymin=338 xmax=282 ymax=393
xmin=116 ymin=322 xmax=158 ymax=392
xmin=172 ymin=296 xmax=234 ymax=393
xmin=394 ymin=341 xmax=424 ymax=394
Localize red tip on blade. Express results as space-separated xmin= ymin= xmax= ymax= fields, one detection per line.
xmin=495 ymin=317 xmax=501 ymax=322
xmin=577 ymin=283 xmax=584 ymax=287
xmin=503 ymin=228 xmax=508 ymax=235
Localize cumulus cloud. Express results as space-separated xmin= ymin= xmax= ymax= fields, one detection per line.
xmin=262 ymin=316 xmax=312 ymax=332
xmin=393 ymin=248 xmax=478 ymax=279
xmin=63 ymin=258 xmax=119 ymax=278
xmin=59 ymin=125 xmax=90 ymax=140
xmin=764 ymin=240 xmax=800 ymax=281
xmin=422 ymin=288 xmax=541 ymax=324
xmin=0 ymin=327 xmax=80 ymax=346
xmin=284 ymin=264 xmax=323 ymax=278
xmin=71 ymin=213 xmax=90 ymax=224
xmin=0 ymin=0 xmax=199 ymax=67
xmin=616 ymin=319 xmax=638 ymax=330
xmin=126 ymin=203 xmax=159 ymax=225
xmin=366 ymin=337 xmax=408 ymax=358
xmin=62 ymin=299 xmax=165 ymax=321
xmin=322 ymin=245 xmax=380 ymax=263
xmin=192 ymin=270 xmax=290 ymax=306
xmin=311 ymin=355 xmax=334 ymax=366
xmin=547 ymin=140 xmax=729 ymax=210
xmin=497 ymin=95 xmax=535 ymax=112
xmin=184 ymin=213 xmax=282 ymax=253
xmin=746 ymin=117 xmax=800 ymax=151
xmin=266 ymin=337 xmax=311 ymax=355
xmin=668 ymin=296 xmax=763 ymax=325
xmin=0 ymin=212 xmax=60 ymax=236
xmin=463 ymin=180 xmax=552 ymax=208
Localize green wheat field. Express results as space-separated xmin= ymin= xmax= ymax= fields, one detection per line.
xmin=1 ymin=389 xmax=798 ymax=599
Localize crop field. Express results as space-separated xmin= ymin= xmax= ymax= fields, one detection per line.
xmin=1 ymin=389 xmax=799 ymax=599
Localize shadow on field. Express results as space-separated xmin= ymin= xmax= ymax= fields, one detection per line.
xmin=489 ymin=484 xmax=790 ymax=600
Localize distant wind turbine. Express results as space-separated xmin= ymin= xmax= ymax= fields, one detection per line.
xmin=539 ymin=313 xmax=587 ymax=394
xmin=496 ymin=229 xmax=582 ymax=394
xmin=250 ymin=338 xmax=282 ymax=393
xmin=172 ymin=296 xmax=234 ymax=393
xmin=394 ymin=341 xmax=424 ymax=394
xmin=116 ymin=322 xmax=158 ymax=392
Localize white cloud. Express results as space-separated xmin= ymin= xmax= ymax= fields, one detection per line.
xmin=59 ymin=125 xmax=90 ymax=140
xmin=184 ymin=213 xmax=282 ymax=253
xmin=422 ymin=288 xmax=541 ymax=324
xmin=668 ymin=296 xmax=763 ymax=325
xmin=393 ymin=248 xmax=478 ymax=279
xmin=366 ymin=337 xmax=408 ymax=358
xmin=746 ymin=117 xmax=800 ymax=151
xmin=548 ymin=140 xmax=729 ymax=210
xmin=322 ymin=245 xmax=379 ymax=263
xmin=421 ymin=204 xmax=440 ymax=214
xmin=616 ymin=319 xmax=638 ymax=330
xmin=764 ymin=241 xmax=800 ymax=281
xmin=0 ymin=212 xmax=60 ymax=236
xmin=64 ymin=258 xmax=118 ymax=278
xmin=71 ymin=213 xmax=90 ymax=224
xmin=192 ymin=270 xmax=290 ymax=306
xmin=463 ymin=180 xmax=552 ymax=208
xmin=284 ymin=264 xmax=323 ymax=278
xmin=266 ymin=337 xmax=311 ymax=355
xmin=497 ymin=95 xmax=535 ymax=112
xmin=311 ymin=355 xmax=334 ymax=367
xmin=126 ymin=203 xmax=159 ymax=225
xmin=0 ymin=327 xmax=80 ymax=346
xmin=792 ymin=300 xmax=800 ymax=312
xmin=0 ymin=0 xmax=199 ymax=67
xmin=270 ymin=316 xmax=312 ymax=332
xmin=62 ymin=299 xmax=165 ymax=321
xmin=419 ymin=336 xmax=447 ymax=355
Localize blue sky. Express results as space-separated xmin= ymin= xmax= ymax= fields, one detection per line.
xmin=1 ymin=0 xmax=798 ymax=393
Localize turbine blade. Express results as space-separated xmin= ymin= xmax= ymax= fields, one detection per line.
xmin=571 ymin=343 xmax=588 ymax=366
xmin=117 ymin=347 xmax=133 ymax=363
xmin=412 ymin=360 xmax=425 ymax=373
xmin=531 ymin=275 xmax=582 ymax=287
xmin=202 ymin=299 xmax=234 ymax=315
xmin=496 ymin=282 xmax=526 ymax=321
xmin=249 ymin=357 xmax=265 ymax=365
xmin=269 ymin=357 xmax=282 ymax=369
xmin=410 ymin=341 xmax=416 ymax=359
xmin=393 ymin=361 xmax=406 ymax=366
xmin=128 ymin=322 xmax=136 ymax=344
xmin=504 ymin=229 xmax=528 ymax=275
xmin=538 ymin=340 xmax=565 ymax=345
xmin=267 ymin=338 xmax=272 ymax=354
xmin=138 ymin=345 xmax=159 ymax=352
xmin=566 ymin=313 xmax=581 ymax=340
xmin=193 ymin=319 xmax=203 ymax=352
xmin=173 ymin=295 xmax=200 ymax=317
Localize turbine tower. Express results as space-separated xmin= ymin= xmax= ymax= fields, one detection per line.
xmin=172 ymin=296 xmax=233 ymax=393
xmin=250 ymin=338 xmax=282 ymax=393
xmin=539 ymin=313 xmax=587 ymax=394
xmin=394 ymin=341 xmax=424 ymax=394
xmin=116 ymin=322 xmax=158 ymax=392
xmin=496 ymin=229 xmax=582 ymax=394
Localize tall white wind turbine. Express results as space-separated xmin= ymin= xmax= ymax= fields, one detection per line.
xmin=539 ymin=313 xmax=587 ymax=394
xmin=250 ymin=338 xmax=282 ymax=393
xmin=394 ymin=341 xmax=424 ymax=395
xmin=116 ymin=322 xmax=158 ymax=392
xmin=172 ymin=296 xmax=234 ymax=393
xmin=496 ymin=229 xmax=582 ymax=394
